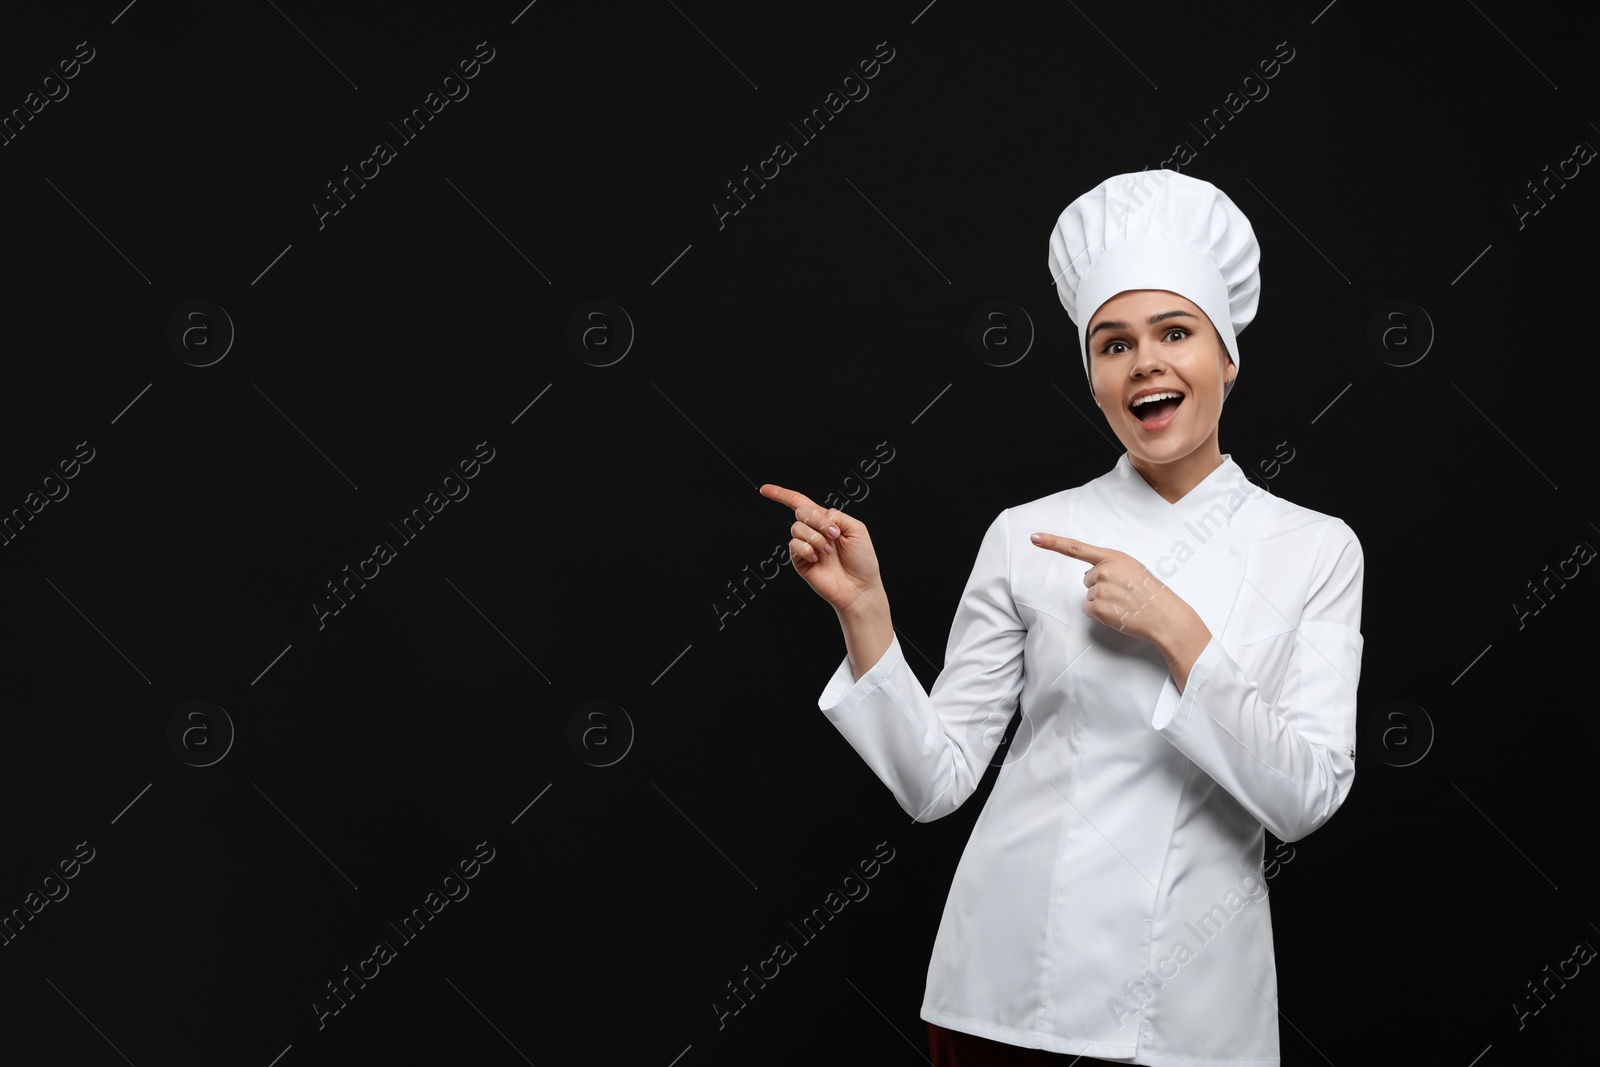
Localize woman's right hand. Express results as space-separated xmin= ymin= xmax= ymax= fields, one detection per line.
xmin=759 ymin=483 xmax=883 ymax=615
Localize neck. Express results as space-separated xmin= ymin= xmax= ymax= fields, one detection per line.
xmin=1128 ymin=438 xmax=1225 ymax=504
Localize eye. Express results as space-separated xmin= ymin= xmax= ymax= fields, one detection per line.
xmin=1163 ymin=327 xmax=1190 ymax=342
xmin=1099 ymin=339 xmax=1129 ymax=355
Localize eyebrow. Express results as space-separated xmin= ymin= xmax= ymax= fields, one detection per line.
xmin=1087 ymin=309 xmax=1199 ymax=340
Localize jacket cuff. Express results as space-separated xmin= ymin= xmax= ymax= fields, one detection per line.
xmin=818 ymin=635 xmax=904 ymax=724
xmin=1150 ymin=636 xmax=1224 ymax=733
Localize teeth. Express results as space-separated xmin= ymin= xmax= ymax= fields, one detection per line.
xmin=1130 ymin=391 xmax=1182 ymax=409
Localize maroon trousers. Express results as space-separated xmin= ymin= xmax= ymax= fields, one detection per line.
xmin=927 ymin=1022 xmax=1128 ymax=1066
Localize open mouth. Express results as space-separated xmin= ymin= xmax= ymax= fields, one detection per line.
xmin=1130 ymin=392 xmax=1183 ymax=425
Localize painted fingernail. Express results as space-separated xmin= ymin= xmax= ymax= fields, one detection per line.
xmin=827 ymin=525 xmax=840 ymax=538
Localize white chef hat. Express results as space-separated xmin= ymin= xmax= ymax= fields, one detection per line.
xmin=1047 ymin=169 xmax=1261 ymax=382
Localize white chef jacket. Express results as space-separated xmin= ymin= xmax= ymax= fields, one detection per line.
xmin=817 ymin=453 xmax=1364 ymax=1066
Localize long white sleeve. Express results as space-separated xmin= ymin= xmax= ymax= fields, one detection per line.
xmin=816 ymin=509 xmax=1027 ymax=822
xmin=1148 ymin=519 xmax=1365 ymax=842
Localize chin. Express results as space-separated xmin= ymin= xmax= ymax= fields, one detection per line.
xmin=1141 ymin=434 xmax=1199 ymax=454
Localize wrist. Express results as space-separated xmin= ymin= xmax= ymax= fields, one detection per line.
xmin=1159 ymin=608 xmax=1212 ymax=690
xmin=837 ymin=582 xmax=889 ymax=624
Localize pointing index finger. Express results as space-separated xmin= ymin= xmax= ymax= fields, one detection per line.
xmin=1031 ymin=533 xmax=1109 ymax=564
xmin=760 ymin=483 xmax=833 ymax=527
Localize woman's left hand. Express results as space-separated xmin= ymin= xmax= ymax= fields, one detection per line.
xmin=1029 ymin=533 xmax=1202 ymax=650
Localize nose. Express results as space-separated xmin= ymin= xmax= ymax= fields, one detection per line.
xmin=1131 ymin=350 xmax=1167 ymax=378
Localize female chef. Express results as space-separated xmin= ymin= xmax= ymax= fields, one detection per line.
xmin=759 ymin=170 xmax=1365 ymax=1067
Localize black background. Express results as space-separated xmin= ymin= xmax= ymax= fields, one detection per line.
xmin=1 ymin=1 xmax=1596 ymax=1064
